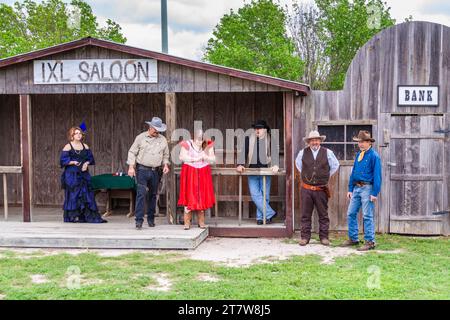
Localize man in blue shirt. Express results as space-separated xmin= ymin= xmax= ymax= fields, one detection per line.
xmin=342 ymin=130 xmax=382 ymax=251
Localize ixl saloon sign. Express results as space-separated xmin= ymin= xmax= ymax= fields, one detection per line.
xmin=33 ymin=59 xmax=158 ymax=84
xmin=397 ymin=85 xmax=439 ymax=106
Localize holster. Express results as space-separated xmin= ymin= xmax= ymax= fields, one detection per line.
xmin=324 ymin=186 xmax=331 ymax=199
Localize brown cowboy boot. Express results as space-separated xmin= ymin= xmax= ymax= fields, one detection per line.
xmin=299 ymin=239 xmax=309 ymax=246
xmin=183 ymin=212 xmax=192 ymax=230
xmin=197 ymin=211 xmax=207 ymax=229
xmin=320 ymin=238 xmax=330 ymax=246
xmin=357 ymin=241 xmax=376 ymax=251
xmin=341 ymin=239 xmax=360 ymax=247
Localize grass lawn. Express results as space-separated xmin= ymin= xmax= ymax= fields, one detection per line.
xmin=0 ymin=234 xmax=448 ymax=300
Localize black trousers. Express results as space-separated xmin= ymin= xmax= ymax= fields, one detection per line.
xmin=135 ymin=166 xmax=160 ymax=224
xmin=300 ymin=188 xmax=330 ymax=240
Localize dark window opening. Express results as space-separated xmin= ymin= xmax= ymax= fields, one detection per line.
xmin=317 ymin=124 xmax=373 ymax=161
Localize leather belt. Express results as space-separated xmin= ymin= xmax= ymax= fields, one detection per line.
xmin=302 ymin=183 xmax=327 ymax=191
xmin=137 ymin=163 xmax=160 ymax=171
xmin=355 ymin=181 xmax=371 ymax=187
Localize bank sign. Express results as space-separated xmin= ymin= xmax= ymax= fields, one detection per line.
xmin=397 ymin=85 xmax=439 ymax=106
xmin=33 ymin=59 xmax=158 ymax=84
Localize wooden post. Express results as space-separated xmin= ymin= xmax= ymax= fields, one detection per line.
xmin=215 ymin=175 xmax=219 ymax=226
xmin=263 ymin=175 xmax=266 ymax=225
xmin=284 ymin=92 xmax=294 ymax=237
xmin=20 ymin=94 xmax=32 ymax=222
xmin=238 ymin=174 xmax=242 ymax=226
xmin=3 ymin=174 xmax=7 ymax=220
xmin=165 ymin=92 xmax=177 ymax=224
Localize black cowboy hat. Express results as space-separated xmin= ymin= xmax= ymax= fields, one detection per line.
xmin=251 ymin=120 xmax=271 ymax=132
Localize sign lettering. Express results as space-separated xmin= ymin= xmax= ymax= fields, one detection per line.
xmin=398 ymin=86 xmax=439 ymax=106
xmin=34 ymin=59 xmax=158 ymax=84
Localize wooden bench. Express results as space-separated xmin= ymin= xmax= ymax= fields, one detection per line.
xmin=173 ymin=167 xmax=286 ymax=225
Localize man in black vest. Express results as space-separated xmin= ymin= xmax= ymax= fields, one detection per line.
xmin=295 ymin=130 xmax=340 ymax=246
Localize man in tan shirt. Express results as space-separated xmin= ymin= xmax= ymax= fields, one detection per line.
xmin=127 ymin=117 xmax=170 ymax=229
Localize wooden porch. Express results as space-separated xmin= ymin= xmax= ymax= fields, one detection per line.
xmin=0 ymin=37 xmax=302 ymax=240
xmin=0 ymin=207 xmax=209 ymax=249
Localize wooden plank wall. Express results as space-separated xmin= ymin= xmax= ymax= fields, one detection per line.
xmin=0 ymin=93 xmax=164 ymax=206
xmin=0 ymin=92 xmax=285 ymax=217
xmin=176 ymin=92 xmax=285 ymax=218
xmin=293 ymin=21 xmax=450 ymax=233
xmin=388 ymin=115 xmax=445 ymax=216
xmin=0 ymin=95 xmax=22 ymax=205
xmin=0 ymin=46 xmax=288 ymax=95
xmin=293 ymin=91 xmax=372 ymax=232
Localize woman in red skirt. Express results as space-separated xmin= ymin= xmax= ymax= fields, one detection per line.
xmin=178 ymin=130 xmax=216 ymax=230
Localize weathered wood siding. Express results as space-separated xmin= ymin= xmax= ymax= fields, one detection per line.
xmin=0 ymin=95 xmax=22 ymax=205
xmin=293 ymin=21 xmax=449 ymax=234
xmin=0 ymin=92 xmax=285 ymax=214
xmin=0 ymin=46 xmax=288 ymax=95
xmin=176 ymin=92 xmax=285 ymax=218
xmin=31 ymin=93 xmax=165 ymax=206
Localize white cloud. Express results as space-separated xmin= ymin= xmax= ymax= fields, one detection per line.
xmin=116 ymin=20 xmax=211 ymax=60
xmin=92 ymin=0 xmax=450 ymax=60
xmin=385 ymin=0 xmax=450 ymax=25
xmin=416 ymin=0 xmax=450 ymax=16
xmin=2 ymin=0 xmax=450 ymax=60
xmin=85 ymin=0 xmax=246 ymax=32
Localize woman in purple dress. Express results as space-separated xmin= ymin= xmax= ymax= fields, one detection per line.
xmin=60 ymin=127 xmax=107 ymax=223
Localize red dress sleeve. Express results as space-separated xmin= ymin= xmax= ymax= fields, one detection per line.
xmin=205 ymin=140 xmax=214 ymax=149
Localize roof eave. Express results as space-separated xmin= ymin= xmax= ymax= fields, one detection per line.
xmin=0 ymin=37 xmax=310 ymax=95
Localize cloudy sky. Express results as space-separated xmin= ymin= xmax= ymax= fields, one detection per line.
xmin=2 ymin=0 xmax=450 ymax=60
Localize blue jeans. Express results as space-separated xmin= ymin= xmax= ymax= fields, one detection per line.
xmin=347 ymin=185 xmax=375 ymax=242
xmin=248 ymin=175 xmax=276 ymax=221
xmin=135 ymin=166 xmax=160 ymax=224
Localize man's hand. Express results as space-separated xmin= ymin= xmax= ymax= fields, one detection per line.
xmin=271 ymin=165 xmax=279 ymax=173
xmin=347 ymin=192 xmax=353 ymax=199
xmin=236 ymin=165 xmax=245 ymax=173
xmin=128 ymin=166 xmax=136 ymax=177
xmin=163 ymin=164 xmax=170 ymax=174
xmin=370 ymin=195 xmax=377 ymax=202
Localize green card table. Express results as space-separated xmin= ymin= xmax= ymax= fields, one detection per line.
xmin=91 ymin=174 xmax=137 ymax=218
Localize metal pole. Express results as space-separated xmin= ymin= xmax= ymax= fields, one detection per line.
xmin=161 ymin=0 xmax=168 ymax=53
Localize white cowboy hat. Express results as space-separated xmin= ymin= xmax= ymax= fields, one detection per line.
xmin=303 ymin=130 xmax=326 ymax=143
xmin=145 ymin=117 xmax=167 ymax=132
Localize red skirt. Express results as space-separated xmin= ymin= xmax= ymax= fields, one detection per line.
xmin=178 ymin=164 xmax=215 ymax=210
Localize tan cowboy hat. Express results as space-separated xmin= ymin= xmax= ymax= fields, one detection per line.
xmin=303 ymin=130 xmax=326 ymax=143
xmin=353 ymin=130 xmax=375 ymax=142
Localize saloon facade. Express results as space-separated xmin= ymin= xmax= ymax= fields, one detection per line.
xmin=0 ymin=21 xmax=449 ymax=236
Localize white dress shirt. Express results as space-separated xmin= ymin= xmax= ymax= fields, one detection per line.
xmin=295 ymin=146 xmax=340 ymax=176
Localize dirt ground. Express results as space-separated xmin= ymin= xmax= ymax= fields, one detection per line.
xmin=0 ymin=235 xmax=402 ymax=267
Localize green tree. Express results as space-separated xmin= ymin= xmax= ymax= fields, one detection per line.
xmin=0 ymin=0 xmax=126 ymax=58
xmin=287 ymin=2 xmax=329 ymax=89
xmin=203 ymin=0 xmax=304 ymax=81
xmin=315 ymin=0 xmax=396 ymax=90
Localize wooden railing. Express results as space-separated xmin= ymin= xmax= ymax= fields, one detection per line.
xmin=174 ymin=167 xmax=286 ymax=225
xmin=0 ymin=166 xmax=22 ymax=220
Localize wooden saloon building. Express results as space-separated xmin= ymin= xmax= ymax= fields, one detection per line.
xmin=0 ymin=21 xmax=449 ymax=241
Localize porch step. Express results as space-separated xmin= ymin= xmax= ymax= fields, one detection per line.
xmin=0 ymin=222 xmax=208 ymax=249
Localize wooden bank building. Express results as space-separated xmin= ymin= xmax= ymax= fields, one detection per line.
xmin=0 ymin=21 xmax=448 ymax=249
